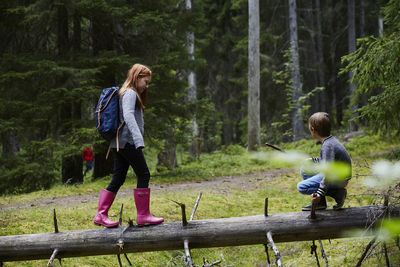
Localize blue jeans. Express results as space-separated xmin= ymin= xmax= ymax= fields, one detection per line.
xmin=85 ymin=161 xmax=94 ymax=172
xmin=297 ymin=168 xmax=324 ymax=195
xmin=297 ymin=168 xmax=348 ymax=199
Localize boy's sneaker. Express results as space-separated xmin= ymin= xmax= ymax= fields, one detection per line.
xmin=333 ymin=188 xmax=347 ymax=210
xmin=302 ymin=196 xmax=327 ymax=211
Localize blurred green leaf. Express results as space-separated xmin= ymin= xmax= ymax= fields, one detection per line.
xmin=317 ymin=161 xmax=352 ymax=183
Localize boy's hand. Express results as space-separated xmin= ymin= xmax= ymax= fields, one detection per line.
xmin=311 ymin=193 xmax=321 ymax=203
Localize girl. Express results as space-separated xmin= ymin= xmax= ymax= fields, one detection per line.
xmin=94 ymin=64 xmax=164 ymax=227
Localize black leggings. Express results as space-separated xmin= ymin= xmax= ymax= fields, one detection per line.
xmin=106 ymin=143 xmax=150 ymax=193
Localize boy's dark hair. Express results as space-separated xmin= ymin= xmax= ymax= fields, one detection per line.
xmin=309 ymin=112 xmax=331 ymax=137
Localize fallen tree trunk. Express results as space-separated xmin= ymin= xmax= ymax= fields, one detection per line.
xmin=0 ymin=205 xmax=398 ymax=262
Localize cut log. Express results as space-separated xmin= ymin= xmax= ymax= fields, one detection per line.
xmin=0 ymin=205 xmax=398 ymax=262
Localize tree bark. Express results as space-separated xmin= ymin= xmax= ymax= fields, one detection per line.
xmin=61 ymin=154 xmax=83 ymax=184
xmin=157 ymin=145 xmax=178 ymax=170
xmin=347 ymin=0 xmax=358 ymax=131
xmin=288 ymin=0 xmax=304 ymax=141
xmin=378 ymin=16 xmax=384 ymax=37
xmin=186 ymin=0 xmax=199 ymax=157
xmin=248 ymin=0 xmax=260 ymax=151
xmin=0 ymin=205 xmax=398 ymax=262
xmin=157 ymin=127 xmax=178 ymax=170
xmin=305 ymin=0 xmax=319 ymax=114
xmin=315 ymin=0 xmax=327 ymax=112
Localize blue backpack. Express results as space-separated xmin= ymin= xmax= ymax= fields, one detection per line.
xmin=95 ymin=87 xmax=125 ymax=142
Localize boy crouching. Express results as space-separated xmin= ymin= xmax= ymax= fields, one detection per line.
xmin=297 ymin=112 xmax=352 ymax=211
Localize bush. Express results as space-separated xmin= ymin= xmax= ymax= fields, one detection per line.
xmin=220 ymin=144 xmax=246 ymax=155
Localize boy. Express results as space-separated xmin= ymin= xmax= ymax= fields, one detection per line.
xmin=297 ymin=112 xmax=351 ymax=211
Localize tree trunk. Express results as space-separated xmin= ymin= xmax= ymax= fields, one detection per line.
xmin=315 ymin=0 xmax=327 ymax=112
xmin=72 ymin=10 xmax=81 ymax=52
xmin=248 ymin=0 xmax=260 ymax=151
xmin=0 ymin=205 xmax=397 ymax=262
xmin=61 ymin=154 xmax=83 ymax=184
xmin=56 ymin=2 xmax=69 ymax=55
xmin=57 ymin=3 xmax=84 ymax=185
xmin=288 ymin=0 xmax=304 ymax=140
xmin=305 ymin=0 xmax=319 ymax=113
xmin=347 ymin=0 xmax=358 ymax=131
xmin=157 ymin=129 xmax=178 ymax=170
xmin=222 ymin=117 xmax=234 ymax=146
xmin=157 ymin=147 xmax=178 ymax=170
xmin=186 ymin=0 xmax=199 ymax=157
xmin=378 ymin=16 xmax=384 ymax=37
xmin=2 ymin=130 xmax=19 ymax=158
xmin=92 ymin=142 xmax=114 ymax=180
xmin=360 ymin=0 xmax=365 ymax=38
xmin=92 ymin=16 xmax=113 ymax=56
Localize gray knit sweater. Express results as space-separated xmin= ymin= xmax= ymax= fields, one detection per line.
xmin=110 ymin=89 xmax=144 ymax=149
xmin=312 ymin=136 xmax=352 ymax=196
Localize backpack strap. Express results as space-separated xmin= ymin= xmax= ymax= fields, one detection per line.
xmin=115 ymin=122 xmax=126 ymax=152
xmin=105 ymin=122 xmax=126 ymax=160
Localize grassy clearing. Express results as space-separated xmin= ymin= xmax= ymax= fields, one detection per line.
xmin=1 ymin=133 xmax=400 ymax=266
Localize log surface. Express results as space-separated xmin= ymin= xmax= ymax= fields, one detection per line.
xmin=0 ymin=205 xmax=398 ymax=262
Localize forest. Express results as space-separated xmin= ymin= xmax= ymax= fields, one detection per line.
xmin=0 ymin=0 xmax=399 ymax=193
xmin=1 ymin=0 xmax=400 ymax=266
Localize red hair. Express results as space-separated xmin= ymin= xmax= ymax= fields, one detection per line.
xmin=119 ymin=64 xmax=152 ymax=110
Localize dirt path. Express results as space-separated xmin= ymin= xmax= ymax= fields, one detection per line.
xmin=0 ymin=168 xmax=292 ymax=211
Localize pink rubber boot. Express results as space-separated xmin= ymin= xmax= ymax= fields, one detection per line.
xmin=93 ymin=189 xmax=119 ymax=228
xmin=134 ymin=188 xmax=164 ymax=226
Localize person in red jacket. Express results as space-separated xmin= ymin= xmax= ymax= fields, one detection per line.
xmin=82 ymin=145 xmax=94 ymax=176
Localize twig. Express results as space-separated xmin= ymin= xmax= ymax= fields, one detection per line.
xmin=364 ymin=240 xmax=381 ymax=262
xmin=355 ymin=237 xmax=376 ymax=267
xmin=264 ymin=197 xmax=268 ymax=217
xmin=311 ymin=240 xmax=320 ymax=267
xmin=383 ymin=242 xmax=390 ymax=267
xmin=363 ymin=244 xmax=399 ymax=259
xmin=264 ymin=143 xmax=284 ymax=152
xmin=266 ymin=231 xmax=282 ymax=267
xmin=171 ymin=200 xmax=187 ymax=226
xmin=184 ymin=239 xmax=194 ymax=267
xmin=124 ymin=253 xmax=133 ymax=266
xmin=202 ymin=260 xmax=222 ymax=267
xmin=119 ymin=204 xmax=124 ymax=225
xmin=318 ymin=239 xmax=329 ymax=267
xmin=264 ymin=244 xmax=271 ymax=265
xmin=53 ymin=209 xmax=59 ymax=233
xmin=190 ymin=192 xmax=202 ymax=221
xmin=47 ymin=248 xmax=58 ymax=267
xmin=384 ymin=193 xmax=389 ymax=208
xmin=310 ymin=194 xmax=317 ymax=220
xmin=117 ymin=254 xmax=122 ymax=267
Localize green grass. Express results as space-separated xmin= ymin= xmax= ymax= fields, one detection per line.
xmin=1 ymin=133 xmax=400 ymax=266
